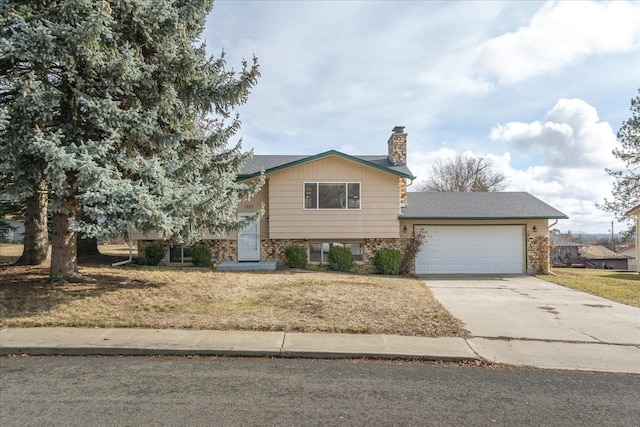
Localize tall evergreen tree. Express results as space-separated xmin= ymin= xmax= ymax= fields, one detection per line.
xmin=602 ymin=89 xmax=640 ymax=241
xmin=0 ymin=0 xmax=261 ymax=281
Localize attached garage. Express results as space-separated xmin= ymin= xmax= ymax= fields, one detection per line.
xmin=414 ymin=225 xmax=525 ymax=274
xmin=400 ymin=192 xmax=569 ymax=275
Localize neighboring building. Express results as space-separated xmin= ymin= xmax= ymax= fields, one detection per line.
xmin=625 ymin=205 xmax=640 ymax=273
xmin=578 ymin=245 xmax=630 ymax=270
xmin=551 ymin=242 xmax=632 ymax=270
xmin=1 ymin=218 xmax=25 ymax=243
xmin=133 ymin=127 xmax=567 ymax=274
xmin=617 ymin=245 xmax=636 ymax=272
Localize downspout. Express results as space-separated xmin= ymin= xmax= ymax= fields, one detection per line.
xmin=112 ymin=230 xmax=133 ymax=266
xmin=400 ymin=178 xmax=414 ymax=215
xmin=546 ymin=219 xmax=559 ymax=273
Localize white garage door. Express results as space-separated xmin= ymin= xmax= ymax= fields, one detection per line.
xmin=415 ymin=225 xmax=525 ymax=274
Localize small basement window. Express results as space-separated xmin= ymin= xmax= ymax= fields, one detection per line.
xmin=169 ymin=245 xmax=193 ymax=264
xmin=308 ymin=242 xmax=364 ymax=264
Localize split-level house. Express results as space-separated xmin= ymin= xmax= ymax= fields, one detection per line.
xmin=133 ymin=127 xmax=567 ymax=274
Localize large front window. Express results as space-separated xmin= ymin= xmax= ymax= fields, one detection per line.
xmin=304 ymin=182 xmax=360 ymax=209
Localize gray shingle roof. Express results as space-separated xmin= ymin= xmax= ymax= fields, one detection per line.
xmin=401 ymin=192 xmax=568 ymax=219
xmin=238 ymin=151 xmax=415 ymax=179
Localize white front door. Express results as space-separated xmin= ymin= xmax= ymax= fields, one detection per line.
xmin=237 ymin=212 xmax=260 ymax=261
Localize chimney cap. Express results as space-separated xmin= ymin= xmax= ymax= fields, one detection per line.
xmin=392 ymin=126 xmax=405 ymax=133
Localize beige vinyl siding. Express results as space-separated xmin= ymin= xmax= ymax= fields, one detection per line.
xmin=268 ymin=155 xmax=401 ymax=239
xmin=234 ymin=179 xmax=269 ymax=239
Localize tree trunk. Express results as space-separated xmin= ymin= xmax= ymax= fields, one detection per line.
xmin=76 ymin=210 xmax=100 ymax=261
xmin=50 ymin=196 xmax=79 ymax=282
xmin=15 ymin=180 xmax=49 ymax=265
xmin=77 ymin=235 xmax=100 ymax=258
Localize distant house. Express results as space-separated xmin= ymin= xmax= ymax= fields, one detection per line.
xmin=551 ymin=241 xmax=631 ymax=270
xmin=578 ymin=245 xmax=630 ymax=270
xmin=133 ymin=127 xmax=567 ymax=274
xmin=1 ymin=218 xmax=25 ymax=243
xmin=617 ymin=245 xmax=636 ymax=272
xmin=625 ymin=205 xmax=640 ymax=273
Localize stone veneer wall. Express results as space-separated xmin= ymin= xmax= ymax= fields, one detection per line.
xmin=527 ymin=235 xmax=550 ymax=274
xmin=139 ymin=238 xmax=414 ymax=270
xmin=399 ymin=177 xmax=407 ymax=207
xmin=387 ymin=128 xmax=407 ymax=165
xmin=138 ymin=236 xmax=543 ymax=275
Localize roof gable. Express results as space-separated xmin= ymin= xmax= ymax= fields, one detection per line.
xmin=401 ymin=192 xmax=568 ymax=219
xmin=237 ymin=150 xmax=415 ymax=180
xmin=625 ymin=204 xmax=640 ymax=216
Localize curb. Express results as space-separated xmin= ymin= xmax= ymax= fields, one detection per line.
xmin=0 ymin=328 xmax=480 ymax=362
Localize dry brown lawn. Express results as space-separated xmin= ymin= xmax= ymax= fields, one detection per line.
xmin=0 ymin=244 xmax=466 ymax=337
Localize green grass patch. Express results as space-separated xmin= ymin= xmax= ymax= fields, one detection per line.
xmin=538 ymin=268 xmax=640 ymax=308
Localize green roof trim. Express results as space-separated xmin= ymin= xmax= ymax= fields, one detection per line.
xmin=237 ymin=150 xmax=416 ymax=181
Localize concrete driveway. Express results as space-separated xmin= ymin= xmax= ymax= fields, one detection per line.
xmin=423 ymin=275 xmax=640 ymax=372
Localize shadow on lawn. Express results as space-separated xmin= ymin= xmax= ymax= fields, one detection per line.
xmin=0 ymin=263 xmax=165 ymax=320
xmin=600 ymin=272 xmax=640 ymax=281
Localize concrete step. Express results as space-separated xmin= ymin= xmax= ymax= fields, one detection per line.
xmin=217 ymin=260 xmax=279 ymax=271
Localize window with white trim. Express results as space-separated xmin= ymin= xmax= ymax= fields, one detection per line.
xmin=304 ymin=182 xmax=360 ymax=209
xmin=308 ymin=243 xmax=364 ymax=264
xmin=169 ymin=245 xmax=193 ymax=263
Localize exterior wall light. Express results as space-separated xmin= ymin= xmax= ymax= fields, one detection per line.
xmin=403 ymin=226 xmax=408 ymax=234
xmin=532 ymin=225 xmax=537 ymax=233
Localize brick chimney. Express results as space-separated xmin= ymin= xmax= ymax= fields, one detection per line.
xmin=387 ymin=126 xmax=408 ymax=207
xmin=387 ymin=126 xmax=407 ymax=165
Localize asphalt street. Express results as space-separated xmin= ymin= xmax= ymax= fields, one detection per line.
xmin=2 ymin=356 xmax=639 ymax=426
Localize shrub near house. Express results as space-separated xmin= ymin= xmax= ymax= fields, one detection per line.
xmin=284 ymin=245 xmax=307 ymax=269
xmin=374 ymin=249 xmax=402 ymax=275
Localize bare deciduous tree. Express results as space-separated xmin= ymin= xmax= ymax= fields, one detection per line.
xmin=420 ymin=154 xmax=506 ymax=192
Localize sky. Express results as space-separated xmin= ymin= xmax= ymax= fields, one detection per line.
xmin=202 ymin=0 xmax=640 ymax=234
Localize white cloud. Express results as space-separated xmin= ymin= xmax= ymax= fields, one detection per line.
xmin=415 ymin=72 xmax=494 ymax=96
xmin=477 ymin=1 xmax=640 ymax=84
xmin=488 ymin=98 xmax=624 ymax=232
xmin=490 ymin=98 xmax=621 ymax=168
xmin=407 ymin=98 xmax=625 ymax=232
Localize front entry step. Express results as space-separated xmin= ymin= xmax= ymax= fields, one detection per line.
xmin=217 ymin=260 xmax=279 ymax=271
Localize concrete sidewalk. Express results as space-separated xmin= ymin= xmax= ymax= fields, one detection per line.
xmin=0 ymin=327 xmax=475 ymax=361
xmin=2 ymin=327 xmax=639 ymax=374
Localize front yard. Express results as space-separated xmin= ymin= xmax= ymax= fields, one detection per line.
xmin=0 ymin=244 xmax=465 ymax=337
xmin=538 ymin=268 xmax=640 ymax=308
